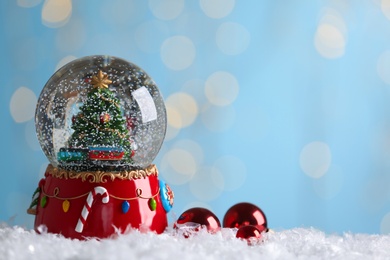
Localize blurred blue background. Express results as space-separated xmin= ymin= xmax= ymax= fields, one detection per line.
xmin=2 ymin=0 xmax=390 ymax=234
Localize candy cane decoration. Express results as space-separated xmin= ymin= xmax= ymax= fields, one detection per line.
xmin=75 ymin=186 xmax=109 ymax=233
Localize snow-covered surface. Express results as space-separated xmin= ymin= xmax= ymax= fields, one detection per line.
xmin=1 ymin=225 xmax=390 ymax=260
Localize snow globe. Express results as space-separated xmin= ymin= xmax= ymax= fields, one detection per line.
xmin=27 ymin=55 xmax=174 ymax=239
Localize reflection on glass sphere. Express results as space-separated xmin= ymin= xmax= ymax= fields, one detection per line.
xmin=35 ymin=55 xmax=166 ymax=171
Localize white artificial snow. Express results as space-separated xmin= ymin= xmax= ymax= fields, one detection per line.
xmin=1 ymin=224 xmax=390 ymax=260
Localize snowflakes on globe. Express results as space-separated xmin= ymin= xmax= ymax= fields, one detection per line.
xmin=35 ymin=55 xmax=167 ymax=171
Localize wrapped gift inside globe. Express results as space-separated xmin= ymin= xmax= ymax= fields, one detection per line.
xmin=35 ymin=55 xmax=166 ymax=171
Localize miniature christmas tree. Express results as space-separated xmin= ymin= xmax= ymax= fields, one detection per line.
xmin=66 ymin=70 xmax=132 ymax=163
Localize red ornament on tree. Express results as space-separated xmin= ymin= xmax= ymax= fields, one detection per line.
xmin=223 ymin=202 xmax=267 ymax=232
xmin=100 ymin=113 xmax=110 ymax=124
xmin=175 ymin=207 xmax=221 ymax=234
xmin=236 ymin=225 xmax=262 ymax=245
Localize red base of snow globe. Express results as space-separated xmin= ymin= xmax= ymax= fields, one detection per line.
xmin=28 ymin=164 xmax=173 ymax=240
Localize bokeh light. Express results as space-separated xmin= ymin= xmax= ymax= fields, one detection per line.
xmin=148 ymin=0 xmax=184 ymax=20
xmin=171 ymin=139 xmax=204 ymax=165
xmin=166 ymin=92 xmax=198 ymax=128
xmin=99 ymin=0 xmax=137 ymax=25
xmin=160 ymin=148 xmax=196 ymax=185
xmin=205 ymin=71 xmax=239 ymax=106
xmin=9 ymin=87 xmax=37 ymax=123
xmin=216 ymin=22 xmax=251 ymax=55
xmin=314 ymin=9 xmax=347 ymax=59
xmin=381 ymin=0 xmax=390 ymax=19
xmin=161 ymin=36 xmax=196 ymax=70
xmin=199 ymin=0 xmax=235 ymax=19
xmin=300 ymin=142 xmax=332 ymax=179
xmin=41 ymin=0 xmax=72 ymax=28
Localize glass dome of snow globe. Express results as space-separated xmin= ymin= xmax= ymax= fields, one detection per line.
xmin=35 ymin=55 xmax=166 ymax=171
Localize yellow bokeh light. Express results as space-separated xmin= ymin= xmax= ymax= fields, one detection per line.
xmin=381 ymin=0 xmax=390 ymax=19
xmin=166 ymin=105 xmax=183 ymax=129
xmin=216 ymin=22 xmax=250 ymax=55
xmin=10 ymin=87 xmax=37 ymax=123
xmin=41 ymin=0 xmax=72 ymax=28
xmin=172 ymin=139 xmax=204 ymax=165
xmin=160 ymin=148 xmax=197 ymax=185
xmin=165 ymin=92 xmax=198 ymax=129
xmin=314 ymin=24 xmax=345 ymax=59
xmin=166 ymin=148 xmax=197 ymax=175
xmin=314 ymin=9 xmax=347 ymax=59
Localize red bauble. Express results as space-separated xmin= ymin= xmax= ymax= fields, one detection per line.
xmin=236 ymin=225 xmax=262 ymax=244
xmin=100 ymin=113 xmax=110 ymax=124
xmin=223 ymin=202 xmax=267 ymax=232
xmin=175 ymin=207 xmax=221 ymax=233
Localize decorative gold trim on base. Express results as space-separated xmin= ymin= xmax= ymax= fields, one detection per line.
xmin=45 ymin=164 xmax=158 ymax=183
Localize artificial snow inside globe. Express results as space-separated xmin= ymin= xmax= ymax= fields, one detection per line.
xmin=27 ymin=55 xmax=174 ymax=239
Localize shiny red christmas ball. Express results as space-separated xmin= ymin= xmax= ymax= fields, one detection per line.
xmin=223 ymin=202 xmax=267 ymax=232
xmin=236 ymin=225 xmax=262 ymax=244
xmin=175 ymin=207 xmax=221 ymax=233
